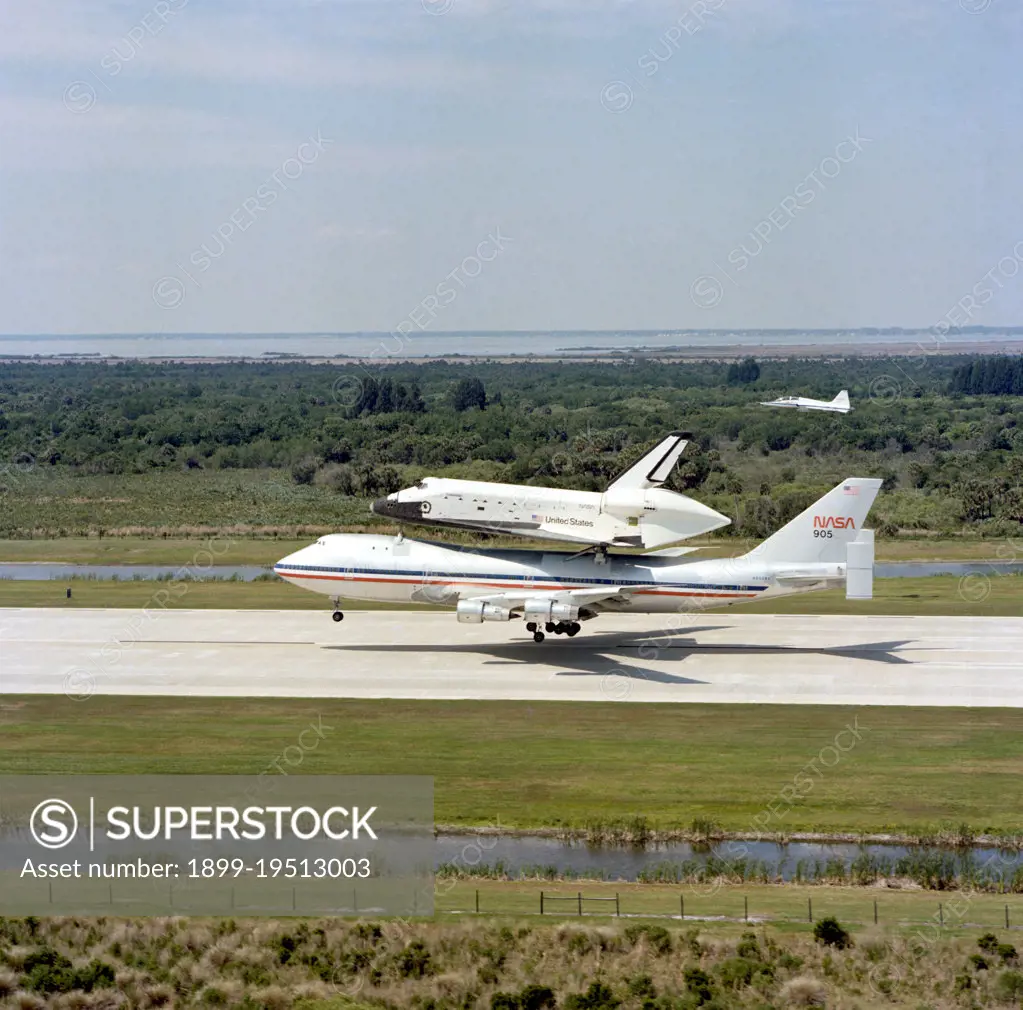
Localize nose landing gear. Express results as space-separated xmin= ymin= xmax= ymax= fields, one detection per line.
xmin=331 ymin=598 xmax=344 ymax=622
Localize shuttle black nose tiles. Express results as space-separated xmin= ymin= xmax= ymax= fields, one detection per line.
xmin=371 ymin=498 xmax=424 ymax=522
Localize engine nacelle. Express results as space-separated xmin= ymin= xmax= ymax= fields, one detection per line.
xmin=523 ymin=599 xmax=581 ymax=623
xmin=456 ymin=600 xmax=513 ymax=623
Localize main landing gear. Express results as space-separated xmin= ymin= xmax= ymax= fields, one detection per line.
xmin=331 ymin=597 xmax=344 ymax=622
xmin=525 ymin=620 xmax=581 ymax=643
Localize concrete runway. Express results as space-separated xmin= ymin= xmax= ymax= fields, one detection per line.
xmin=0 ymin=609 xmax=1020 ymax=706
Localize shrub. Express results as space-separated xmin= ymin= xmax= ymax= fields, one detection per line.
xmin=623 ymin=924 xmax=671 ymax=955
xmin=564 ymin=982 xmax=619 ymax=1010
xmin=491 ymin=995 xmax=520 ymax=1010
xmin=996 ymin=969 xmax=1023 ymax=1001
xmin=812 ymin=917 xmax=852 ymax=949
xmin=736 ymin=932 xmax=761 ymax=960
xmin=394 ymin=940 xmax=433 ymax=979
xmin=0 ymin=970 xmax=17 ymax=998
xmin=968 ymin=954 xmax=989 ymax=971
xmin=518 ymin=984 xmax=556 ymax=1010
xmin=716 ymin=957 xmax=774 ymax=991
xmin=778 ymin=976 xmax=826 ymax=1007
xmin=22 ymin=948 xmax=75 ymax=995
xmin=626 ymin=976 xmax=656 ymax=1001
xmin=72 ymin=959 xmax=116 ymax=992
xmin=978 ymin=933 xmax=1000 ymax=954
xmin=998 ymin=942 xmax=1018 ymax=963
xmin=683 ymin=968 xmax=715 ymax=1006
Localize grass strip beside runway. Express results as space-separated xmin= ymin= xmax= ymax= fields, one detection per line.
xmin=0 ymin=573 xmax=1019 ymax=615
xmin=1 ymin=697 xmax=1021 ymax=836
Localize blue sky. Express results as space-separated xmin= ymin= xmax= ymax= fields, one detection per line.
xmin=1 ymin=0 xmax=1021 ymax=334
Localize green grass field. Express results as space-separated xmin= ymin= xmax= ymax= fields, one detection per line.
xmin=438 ymin=880 xmax=1022 ymax=932
xmin=1 ymin=697 xmax=1021 ymax=836
xmin=1 ymin=573 xmax=1017 ymax=616
xmin=0 ymin=534 xmax=1014 ymax=565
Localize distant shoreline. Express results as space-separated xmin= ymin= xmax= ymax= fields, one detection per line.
xmin=2 ymin=338 xmax=1022 ymax=365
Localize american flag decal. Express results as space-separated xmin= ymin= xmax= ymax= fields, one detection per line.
xmin=843 ymin=485 xmax=859 ymax=495
xmin=531 ymin=513 xmax=542 ymax=521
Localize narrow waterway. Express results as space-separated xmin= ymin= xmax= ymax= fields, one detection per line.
xmin=2 ymin=562 xmax=1020 ymax=582
xmin=435 ymin=833 xmax=1023 ymax=884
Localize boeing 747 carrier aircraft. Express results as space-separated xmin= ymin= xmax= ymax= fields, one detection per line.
xmin=276 ymin=477 xmax=880 ymax=642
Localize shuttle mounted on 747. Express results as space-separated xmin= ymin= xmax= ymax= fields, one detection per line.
xmin=370 ymin=432 xmax=730 ymax=551
xmin=276 ymin=477 xmax=881 ymax=643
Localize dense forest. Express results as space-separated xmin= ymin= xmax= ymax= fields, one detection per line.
xmin=0 ymin=353 xmax=1020 ymax=538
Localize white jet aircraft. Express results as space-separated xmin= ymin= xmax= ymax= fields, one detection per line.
xmin=760 ymin=390 xmax=851 ymax=414
xmin=371 ymin=432 xmax=730 ymax=551
xmin=275 ymin=477 xmax=880 ymax=642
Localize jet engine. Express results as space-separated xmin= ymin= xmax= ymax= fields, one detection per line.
xmin=523 ymin=599 xmax=580 ymax=623
xmin=456 ymin=600 xmax=514 ymax=623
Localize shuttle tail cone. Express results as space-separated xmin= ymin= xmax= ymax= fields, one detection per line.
xmin=846 ymin=529 xmax=874 ymax=600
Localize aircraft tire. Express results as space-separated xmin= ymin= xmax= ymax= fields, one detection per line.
xmin=532 ymin=631 xmax=545 ymax=643
xmin=545 ymin=622 xmax=556 ymax=633
xmin=526 ymin=622 xmax=537 ymax=632
xmin=332 ymin=611 xmax=344 ymax=622
xmin=567 ymin=622 xmax=580 ymax=637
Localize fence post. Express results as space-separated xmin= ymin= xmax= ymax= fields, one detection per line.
xmin=616 ymin=892 xmax=620 ymax=917
xmin=744 ymin=896 xmax=748 ymax=922
xmin=540 ymin=891 xmax=544 ymax=915
xmin=874 ymin=900 xmax=878 ymax=925
xmin=1007 ymin=905 xmax=1010 ymax=930
xmin=808 ymin=898 xmax=812 ymax=923
xmin=475 ymin=889 xmax=479 ymax=914
xmin=939 ymin=903 xmax=943 ymax=927
xmin=578 ymin=892 xmax=582 ymax=917
xmin=680 ymin=893 xmax=685 ymax=920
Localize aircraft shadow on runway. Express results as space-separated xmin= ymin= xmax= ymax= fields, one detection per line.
xmin=326 ymin=625 xmax=914 ymax=687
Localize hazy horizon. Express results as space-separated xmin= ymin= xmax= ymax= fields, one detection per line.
xmin=2 ymin=0 xmax=1021 ymax=336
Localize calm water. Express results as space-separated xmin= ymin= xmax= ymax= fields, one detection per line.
xmin=1 ymin=562 xmax=1020 ymax=582
xmin=3 ymin=329 xmax=1019 ymax=359
xmin=434 ymin=834 xmax=1023 ymax=881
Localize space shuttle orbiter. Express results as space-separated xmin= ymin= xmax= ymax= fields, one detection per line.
xmin=370 ymin=432 xmax=730 ymax=549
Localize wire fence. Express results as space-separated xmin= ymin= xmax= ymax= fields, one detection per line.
xmin=444 ymin=888 xmax=1023 ymax=931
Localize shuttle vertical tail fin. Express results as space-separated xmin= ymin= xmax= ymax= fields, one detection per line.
xmin=607 ymin=432 xmax=690 ymax=491
xmin=831 ymin=390 xmax=850 ymax=411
